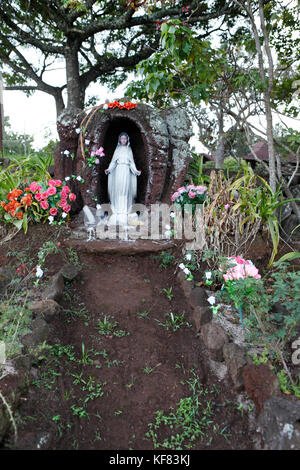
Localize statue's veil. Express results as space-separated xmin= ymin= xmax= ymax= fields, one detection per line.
xmin=117 ymin=132 xmax=130 ymax=147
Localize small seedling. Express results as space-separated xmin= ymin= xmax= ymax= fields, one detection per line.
xmin=156 ymin=312 xmax=191 ymax=332
xmin=143 ymin=363 xmax=161 ymax=374
xmin=161 ymin=287 xmax=174 ymax=301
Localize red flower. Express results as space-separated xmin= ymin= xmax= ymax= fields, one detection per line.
xmin=49 ymin=207 xmax=58 ymax=216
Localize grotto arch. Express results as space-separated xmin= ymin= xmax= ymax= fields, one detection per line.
xmin=54 ymin=102 xmax=194 ymax=213
xmin=97 ymin=116 xmax=148 ymax=206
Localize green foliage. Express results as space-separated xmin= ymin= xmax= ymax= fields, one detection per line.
xmin=127 ymin=19 xmax=226 ymax=106
xmin=186 ymin=153 xmax=210 ymax=187
xmin=0 ymin=299 xmax=33 ymax=359
xmin=229 ymin=171 xmax=299 ymax=266
xmin=156 ymin=312 xmax=191 ymax=332
xmin=276 ymin=370 xmax=300 ymax=398
xmin=154 ymin=251 xmax=175 ymax=269
xmin=97 ymin=315 xmax=129 ymax=338
xmin=145 ymin=370 xmax=226 ymax=449
xmin=161 ymin=287 xmax=173 ymax=301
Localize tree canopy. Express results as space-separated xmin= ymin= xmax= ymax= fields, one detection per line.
xmin=0 ymin=0 xmax=241 ymax=116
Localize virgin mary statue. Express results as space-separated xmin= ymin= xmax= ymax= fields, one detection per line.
xmin=105 ymin=132 xmax=141 ymax=225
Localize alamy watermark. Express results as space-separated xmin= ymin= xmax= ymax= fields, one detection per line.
xmin=90 ymin=203 xmax=206 ymax=250
xmin=292 ymin=337 xmax=300 ymax=365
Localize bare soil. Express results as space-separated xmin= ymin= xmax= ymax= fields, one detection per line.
xmin=0 ymin=224 xmax=262 ymax=450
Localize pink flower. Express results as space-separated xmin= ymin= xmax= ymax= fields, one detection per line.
xmin=40 ymin=200 xmax=49 ymax=210
xmin=29 ymin=182 xmax=39 ymax=192
xmin=55 ymin=180 xmax=62 ymax=187
xmin=59 ymin=198 xmax=67 ymax=208
xmin=49 ymin=207 xmax=58 ymax=216
xmin=224 ymin=203 xmax=231 ymax=211
xmin=178 ymin=187 xmax=186 ymax=193
xmin=41 ymin=191 xmax=48 ymax=200
xmin=62 ymin=185 xmax=70 ymax=194
xmin=69 ymin=193 xmax=76 ymax=202
xmin=35 ymin=193 xmax=43 ymax=202
xmin=171 ymin=191 xmax=180 ymax=202
xmin=48 ymin=179 xmax=56 ymax=187
xmin=188 ymin=191 xmax=196 ymax=198
xmin=47 ymin=186 xmax=57 ymax=196
xmin=221 ymin=256 xmax=261 ymax=281
xmin=196 ymin=185 xmax=207 ymax=194
xmin=96 ymin=147 xmax=105 ymax=156
xmin=63 ymin=204 xmax=71 ymax=213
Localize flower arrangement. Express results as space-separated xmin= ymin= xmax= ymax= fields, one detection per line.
xmin=219 ymin=256 xmax=262 ymax=329
xmin=0 ymin=179 xmax=77 ymax=232
xmin=87 ymin=147 xmax=105 ymax=167
xmin=29 ymin=179 xmax=76 ymax=223
xmin=1 ymin=188 xmax=32 ymax=227
xmin=220 ymin=256 xmax=261 ymax=282
xmin=103 ymin=100 xmax=137 ymax=110
xmin=171 ymin=184 xmax=207 ymax=214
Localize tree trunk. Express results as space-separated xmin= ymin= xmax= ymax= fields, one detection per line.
xmin=215 ymin=107 xmax=225 ymax=169
xmin=54 ymin=91 xmax=66 ymax=118
xmin=65 ymin=40 xmax=85 ymax=109
xmin=265 ymin=96 xmax=277 ymax=192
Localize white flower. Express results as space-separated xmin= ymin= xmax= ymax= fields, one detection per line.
xmin=103 ymin=104 xmax=108 ymax=110
xmin=76 ymin=176 xmax=82 ymax=181
xmin=179 ymin=263 xmax=185 ymax=270
xmin=48 ymin=216 xmax=54 ymax=224
xmin=85 ymin=139 xmax=90 ymax=145
xmin=62 ymin=212 xmax=68 ymax=219
xmin=205 ymin=271 xmax=212 ymax=280
xmin=131 ymin=99 xmax=137 ymax=104
xmin=183 ymin=268 xmax=191 ymax=275
xmin=207 ymin=295 xmax=216 ymax=305
xmin=119 ymin=101 xmax=124 ymax=106
xmin=96 ymin=204 xmax=102 ymax=210
xmin=95 ymin=158 xmax=100 ymax=164
xmin=75 ymin=128 xmax=81 ymax=134
xmin=170 ymin=212 xmax=175 ymax=218
xmin=65 ymin=176 xmax=70 ymax=181
xmin=36 ymin=266 xmax=43 ymax=278
xmin=164 ymin=230 xmax=172 ymax=239
xmin=165 ymin=224 xmax=171 ymax=230
xmin=63 ymin=150 xmax=70 ymax=155
xmin=185 ymin=253 xmax=192 ymax=261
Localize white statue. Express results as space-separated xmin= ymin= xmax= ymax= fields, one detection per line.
xmin=105 ymin=132 xmax=141 ymax=225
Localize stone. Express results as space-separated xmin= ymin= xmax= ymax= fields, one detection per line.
xmin=64 ymin=238 xmax=175 ymax=255
xmin=258 ymin=396 xmax=300 ymax=450
xmin=29 ymin=299 xmax=62 ymax=323
xmin=193 ymin=305 xmax=212 ymax=332
xmin=176 ymin=271 xmax=193 ymax=298
xmin=0 ymin=266 xmax=15 ymax=294
xmin=201 ymin=323 xmax=229 ymax=362
xmin=41 ymin=272 xmax=64 ymax=302
xmin=243 ymin=364 xmax=281 ymax=413
xmin=223 ymin=343 xmax=250 ymax=391
xmin=22 ymin=318 xmax=50 ymax=350
xmin=189 ymin=287 xmax=207 ymax=308
xmin=59 ymin=263 xmax=81 ymax=281
xmin=0 ymin=366 xmax=30 ymax=443
xmin=281 ymin=214 xmax=300 ymax=241
xmin=54 ymin=102 xmax=193 ymax=211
